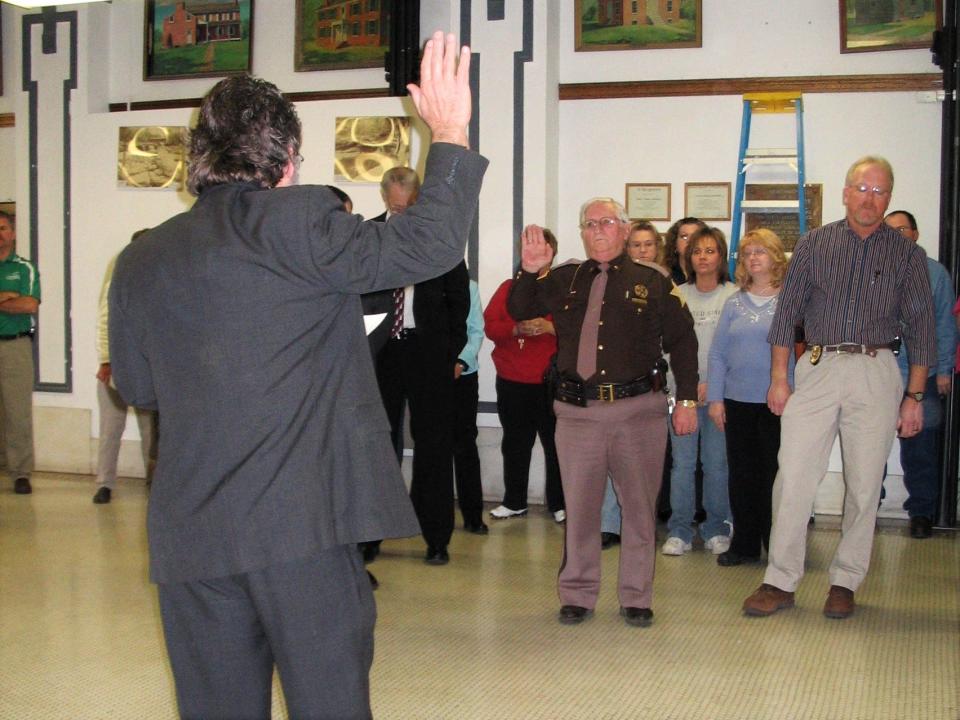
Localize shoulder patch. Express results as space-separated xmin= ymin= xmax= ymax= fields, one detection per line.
xmin=670 ymin=282 xmax=686 ymax=307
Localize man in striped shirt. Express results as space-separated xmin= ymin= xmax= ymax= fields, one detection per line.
xmin=742 ymin=156 xmax=935 ymax=620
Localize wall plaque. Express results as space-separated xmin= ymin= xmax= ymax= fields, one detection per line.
xmin=744 ymin=184 xmax=822 ymax=252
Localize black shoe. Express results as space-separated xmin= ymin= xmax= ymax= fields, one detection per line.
xmin=92 ymin=486 xmax=112 ymax=504
xmin=13 ymin=477 xmax=31 ymax=495
xmin=464 ymin=520 xmax=489 ymax=535
xmin=910 ymin=516 xmax=933 ymax=539
xmin=366 ymin=571 xmax=379 ymax=590
xmin=620 ymin=606 xmax=653 ymax=627
xmin=601 ymin=532 xmax=621 ymax=549
xmin=558 ymin=605 xmax=592 ymax=625
xmin=717 ymin=550 xmax=760 ymax=567
xmin=424 ymin=546 xmax=449 ymax=565
xmin=360 ymin=541 xmax=381 ymax=564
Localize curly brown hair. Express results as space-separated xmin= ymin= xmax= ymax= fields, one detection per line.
xmin=187 ymin=75 xmax=302 ymax=196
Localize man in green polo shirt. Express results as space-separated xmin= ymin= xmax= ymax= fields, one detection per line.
xmin=0 ymin=211 xmax=40 ymax=495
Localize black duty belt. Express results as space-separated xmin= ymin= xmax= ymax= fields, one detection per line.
xmin=556 ymin=375 xmax=654 ymax=406
xmin=0 ymin=331 xmax=33 ymax=341
xmin=808 ymin=342 xmax=898 ymax=365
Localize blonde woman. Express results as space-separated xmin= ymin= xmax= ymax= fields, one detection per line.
xmin=706 ymin=228 xmax=793 ymax=566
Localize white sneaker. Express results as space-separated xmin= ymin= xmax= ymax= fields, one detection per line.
xmin=490 ymin=505 xmax=528 ymax=519
xmin=553 ymin=509 xmax=566 ymax=523
xmin=704 ymin=535 xmax=731 ymax=555
xmin=661 ymin=537 xmax=692 ymax=556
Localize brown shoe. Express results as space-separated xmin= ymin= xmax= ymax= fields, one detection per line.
xmin=742 ymin=583 xmax=795 ymax=616
xmin=823 ymin=585 xmax=855 ymax=619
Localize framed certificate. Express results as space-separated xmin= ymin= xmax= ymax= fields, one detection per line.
xmin=684 ymin=182 xmax=731 ymax=221
xmin=625 ymin=183 xmax=671 ymax=221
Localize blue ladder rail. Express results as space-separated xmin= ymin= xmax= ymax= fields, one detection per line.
xmin=729 ymin=92 xmax=806 ymax=277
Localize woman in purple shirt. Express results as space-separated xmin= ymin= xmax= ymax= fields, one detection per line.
xmin=707 ymin=228 xmax=793 ymax=566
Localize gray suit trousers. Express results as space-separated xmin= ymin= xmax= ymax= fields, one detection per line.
xmin=158 ymin=545 xmax=375 ymax=720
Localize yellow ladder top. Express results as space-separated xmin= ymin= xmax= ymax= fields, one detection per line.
xmin=743 ymin=91 xmax=802 ymax=114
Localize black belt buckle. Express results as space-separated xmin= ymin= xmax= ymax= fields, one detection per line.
xmin=598 ymin=384 xmax=615 ymax=402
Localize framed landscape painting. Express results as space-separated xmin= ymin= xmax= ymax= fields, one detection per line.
xmin=575 ymin=0 xmax=701 ymax=52
xmin=295 ymin=0 xmax=391 ymax=72
xmin=840 ymin=0 xmax=942 ymax=53
xmin=144 ymin=0 xmax=254 ymax=81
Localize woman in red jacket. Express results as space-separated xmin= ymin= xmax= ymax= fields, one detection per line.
xmin=485 ymin=229 xmax=566 ymax=523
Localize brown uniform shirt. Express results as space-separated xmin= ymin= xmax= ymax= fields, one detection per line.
xmin=508 ymin=253 xmax=698 ymax=401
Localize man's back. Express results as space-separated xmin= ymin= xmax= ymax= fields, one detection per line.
xmin=111 ymin=149 xmax=486 ymax=583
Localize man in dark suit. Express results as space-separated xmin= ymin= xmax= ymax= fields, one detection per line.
xmin=109 ymin=33 xmax=486 ymax=719
xmin=371 ymin=167 xmax=470 ymax=565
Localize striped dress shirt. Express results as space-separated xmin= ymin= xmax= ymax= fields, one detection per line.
xmin=768 ymin=219 xmax=936 ymax=368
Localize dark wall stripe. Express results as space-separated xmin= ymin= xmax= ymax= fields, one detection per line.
xmin=512 ymin=0 xmax=533 ymax=269
xmin=487 ymin=0 xmax=505 ymax=21
xmin=461 ymin=0 xmax=480 ymax=281
xmin=22 ymin=9 xmax=76 ymax=393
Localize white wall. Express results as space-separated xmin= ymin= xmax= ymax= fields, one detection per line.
xmin=0 ymin=1 xmax=943 ymax=512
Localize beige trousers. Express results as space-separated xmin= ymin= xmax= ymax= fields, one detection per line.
xmin=0 ymin=337 xmax=35 ymax=481
xmin=764 ymin=350 xmax=902 ymax=593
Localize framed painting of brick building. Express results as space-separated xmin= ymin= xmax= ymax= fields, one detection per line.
xmin=575 ymin=0 xmax=701 ymax=51
xmin=296 ymin=0 xmax=391 ymax=72
xmin=840 ymin=0 xmax=942 ymax=53
xmin=144 ymin=0 xmax=254 ymax=81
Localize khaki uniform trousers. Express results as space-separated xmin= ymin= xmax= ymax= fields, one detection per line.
xmin=764 ymin=349 xmax=902 ymax=593
xmin=0 ymin=336 xmax=35 ymax=481
xmin=554 ymin=391 xmax=668 ymax=609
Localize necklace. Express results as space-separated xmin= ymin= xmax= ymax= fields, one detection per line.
xmin=735 ymin=292 xmax=778 ymax=323
xmin=749 ymin=282 xmax=776 ymax=297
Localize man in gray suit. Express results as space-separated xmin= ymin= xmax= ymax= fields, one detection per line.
xmin=109 ymin=33 xmax=485 ymax=720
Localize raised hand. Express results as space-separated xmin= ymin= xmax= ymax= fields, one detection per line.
xmin=520 ymin=224 xmax=552 ymax=274
xmin=407 ymin=31 xmax=472 ymax=148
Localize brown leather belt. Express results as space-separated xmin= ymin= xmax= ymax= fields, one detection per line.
xmin=809 ymin=342 xmax=896 ymax=364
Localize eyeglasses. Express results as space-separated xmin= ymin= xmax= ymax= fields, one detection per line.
xmin=740 ymin=247 xmax=768 ymax=257
xmin=579 ymin=217 xmax=621 ymax=232
xmin=889 ymin=225 xmax=913 ymax=237
xmin=849 ymin=183 xmax=890 ymax=197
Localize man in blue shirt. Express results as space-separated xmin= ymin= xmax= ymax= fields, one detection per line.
xmin=884 ymin=210 xmax=957 ymax=539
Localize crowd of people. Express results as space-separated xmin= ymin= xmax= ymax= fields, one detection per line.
xmin=1 ymin=28 xmax=956 ymax=718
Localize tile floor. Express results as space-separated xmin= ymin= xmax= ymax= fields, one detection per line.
xmin=0 ymin=473 xmax=957 ymax=719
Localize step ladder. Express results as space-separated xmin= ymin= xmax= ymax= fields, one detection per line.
xmin=729 ymin=91 xmax=807 ymax=276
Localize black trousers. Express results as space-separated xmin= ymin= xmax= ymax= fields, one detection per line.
xmin=495 ymin=376 xmax=564 ymax=513
xmin=724 ymin=398 xmax=781 ymax=557
xmin=376 ymin=334 xmax=456 ymax=549
xmin=158 ymin=546 xmax=374 ymax=720
xmin=453 ymin=372 xmax=484 ymax=525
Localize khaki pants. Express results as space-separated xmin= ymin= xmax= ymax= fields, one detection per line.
xmin=0 ymin=337 xmax=35 ymax=481
xmin=96 ymin=380 xmax=157 ymax=488
xmin=764 ymin=350 xmax=901 ymax=593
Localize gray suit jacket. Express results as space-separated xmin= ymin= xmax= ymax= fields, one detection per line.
xmin=110 ymin=143 xmax=488 ymax=584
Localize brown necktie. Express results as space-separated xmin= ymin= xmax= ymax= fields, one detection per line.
xmin=391 ymin=287 xmax=404 ymax=338
xmin=576 ymin=262 xmax=609 ymax=382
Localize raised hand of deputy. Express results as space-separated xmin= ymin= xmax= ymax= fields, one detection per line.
xmin=520 ymin=224 xmax=554 ymax=274
xmin=407 ymin=31 xmax=472 ymax=147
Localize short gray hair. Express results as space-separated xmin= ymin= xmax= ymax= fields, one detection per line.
xmin=380 ymin=166 xmax=420 ymax=195
xmin=845 ymin=155 xmax=894 ymax=191
xmin=579 ymin=197 xmax=629 ymax=225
